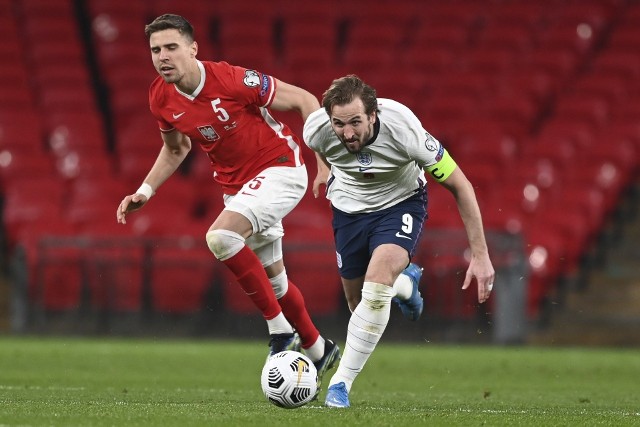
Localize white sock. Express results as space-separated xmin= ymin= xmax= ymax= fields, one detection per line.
xmin=328 ymin=282 xmax=394 ymax=392
xmin=266 ymin=312 xmax=294 ymax=335
xmin=393 ymin=272 xmax=412 ymax=300
xmin=303 ymin=335 xmax=325 ymax=362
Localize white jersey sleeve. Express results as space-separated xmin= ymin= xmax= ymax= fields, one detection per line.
xmin=303 ymin=99 xmax=456 ymax=214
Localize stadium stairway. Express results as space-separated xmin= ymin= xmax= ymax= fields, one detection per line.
xmin=529 ymin=179 xmax=640 ymax=346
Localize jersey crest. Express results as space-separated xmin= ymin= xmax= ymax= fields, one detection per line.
xmin=197 ymin=125 xmax=220 ymax=141
xmin=424 ymin=131 xmax=439 ymax=151
xmin=356 ymin=152 xmax=373 ymax=166
xmin=243 ymin=70 xmax=261 ymax=87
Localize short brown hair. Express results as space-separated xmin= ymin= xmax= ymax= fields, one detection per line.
xmin=322 ymin=75 xmax=378 ymax=116
xmin=144 ymin=14 xmax=194 ymax=41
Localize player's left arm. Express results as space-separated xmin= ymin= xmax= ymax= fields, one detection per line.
xmin=272 ymin=79 xmax=331 ymax=198
xmin=431 ymin=163 xmax=496 ymax=303
xmin=270 ymin=79 xmax=321 ymax=122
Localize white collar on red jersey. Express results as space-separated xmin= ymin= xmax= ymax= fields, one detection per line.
xmin=174 ymin=60 xmax=206 ymax=101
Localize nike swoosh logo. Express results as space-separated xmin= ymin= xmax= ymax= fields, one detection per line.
xmin=395 ymin=232 xmax=412 ymax=240
xmin=173 ymin=112 xmax=186 ymax=119
xmin=359 ymin=167 xmax=373 ymax=172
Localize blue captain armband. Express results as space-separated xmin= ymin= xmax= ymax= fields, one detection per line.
xmin=424 ymin=148 xmax=457 ymax=182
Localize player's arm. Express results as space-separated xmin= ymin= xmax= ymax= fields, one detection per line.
xmin=270 ymin=79 xmax=321 ymax=122
xmin=271 ymin=79 xmax=330 ymax=197
xmin=312 ymin=152 xmax=331 ymax=198
xmin=425 ymin=155 xmax=495 ymax=303
xmin=117 ymin=130 xmax=191 ymax=224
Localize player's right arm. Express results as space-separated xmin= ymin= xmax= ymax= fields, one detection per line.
xmin=303 ymin=108 xmax=334 ymax=198
xmin=116 ymin=130 xmax=191 ymax=224
xmin=312 ymin=152 xmax=331 ymax=198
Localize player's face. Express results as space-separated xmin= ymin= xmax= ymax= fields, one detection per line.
xmin=149 ymin=29 xmax=197 ymax=86
xmin=330 ymin=98 xmax=376 ymax=154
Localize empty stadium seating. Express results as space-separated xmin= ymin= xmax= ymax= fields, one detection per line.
xmin=2 ymin=0 xmax=639 ymax=326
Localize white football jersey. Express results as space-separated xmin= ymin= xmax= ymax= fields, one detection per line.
xmin=304 ymin=98 xmax=454 ymax=214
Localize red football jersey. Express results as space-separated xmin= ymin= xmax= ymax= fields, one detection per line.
xmin=149 ymin=60 xmax=305 ymax=194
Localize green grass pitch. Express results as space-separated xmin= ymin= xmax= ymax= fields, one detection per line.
xmin=0 ymin=336 xmax=638 ymax=426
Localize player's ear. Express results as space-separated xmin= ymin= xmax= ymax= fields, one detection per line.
xmin=191 ymin=41 xmax=198 ymax=58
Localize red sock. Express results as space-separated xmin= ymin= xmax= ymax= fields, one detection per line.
xmin=222 ymin=246 xmax=281 ymax=320
xmin=278 ymin=280 xmax=320 ymax=348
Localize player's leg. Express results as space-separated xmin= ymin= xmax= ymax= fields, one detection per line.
xmin=251 ymin=236 xmax=320 ymax=351
xmin=326 ymin=244 xmax=407 ymax=408
xmin=206 ymin=166 xmax=308 ymax=346
xmin=246 ymin=182 xmax=340 ymax=385
xmin=381 ymin=190 xmax=427 ymax=321
xmin=325 ymin=207 xmax=378 ymax=407
xmin=206 ymin=211 xmax=294 ymax=342
xmin=254 ymin=243 xmax=340 ymax=391
xmin=392 ymin=263 xmax=424 ymax=321
xmin=326 ymin=194 xmax=426 ymax=407
xmin=342 ymin=267 xmax=422 ymax=319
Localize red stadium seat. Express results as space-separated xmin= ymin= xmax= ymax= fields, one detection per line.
xmin=16 ymin=221 xmax=83 ymax=312
xmin=522 ymin=48 xmax=580 ymax=87
xmin=221 ymin=271 xmax=259 ymax=315
xmin=150 ymin=243 xmax=215 ymax=314
xmin=485 ymin=2 xmax=546 ymax=29
xmin=217 ymin=19 xmax=278 ymax=72
xmin=32 ymin=62 xmax=93 ymax=92
xmin=484 ymin=95 xmax=538 ymax=137
xmin=53 ymin=147 xmax=116 ymax=180
xmin=591 ymin=51 xmax=640 ymax=83
xmin=31 ymin=244 xmax=84 ymax=311
xmin=521 ymin=227 xmax=565 ymax=317
xmin=86 ymin=242 xmax=145 ymax=312
xmin=477 ymin=24 xmax=535 ymax=54
xmin=554 ymin=94 xmax=610 ymax=131
xmin=19 ymin=0 xmax=75 ymax=17
xmin=2 ymin=177 xmax=67 ymax=243
xmin=45 ymin=111 xmax=108 ymax=154
xmin=283 ymin=244 xmax=342 ymax=315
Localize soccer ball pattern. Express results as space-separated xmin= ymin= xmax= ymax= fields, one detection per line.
xmin=260 ymin=351 xmax=318 ymax=408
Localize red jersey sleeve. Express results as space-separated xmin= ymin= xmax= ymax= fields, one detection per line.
xmin=149 ymin=77 xmax=175 ymax=133
xmin=216 ymin=63 xmax=277 ymax=109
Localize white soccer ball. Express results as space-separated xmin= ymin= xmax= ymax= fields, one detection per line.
xmin=260 ymin=350 xmax=318 ymax=409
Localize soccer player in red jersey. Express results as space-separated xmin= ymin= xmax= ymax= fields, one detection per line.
xmin=116 ymin=14 xmax=339 ymax=389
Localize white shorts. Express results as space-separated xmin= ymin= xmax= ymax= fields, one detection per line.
xmin=223 ymin=165 xmax=307 ymax=263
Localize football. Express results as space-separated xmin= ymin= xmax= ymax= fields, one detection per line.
xmin=260 ymin=351 xmax=318 ymax=409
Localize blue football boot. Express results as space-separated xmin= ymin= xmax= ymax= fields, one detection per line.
xmin=325 ymin=382 xmax=350 ymax=408
xmin=392 ymin=263 xmax=424 ymax=321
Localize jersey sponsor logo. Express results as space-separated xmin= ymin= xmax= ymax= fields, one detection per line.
xmin=336 ymin=251 xmax=343 ymax=268
xmin=395 ymin=232 xmax=412 ymax=240
xmin=243 ymin=70 xmax=261 ymax=87
xmin=355 ymin=152 xmax=372 ymax=165
xmin=197 ymin=125 xmax=220 ymax=141
xmin=172 ymin=112 xmax=186 ymax=119
xmin=260 ymin=75 xmax=270 ymax=96
xmin=358 ymin=166 xmax=373 ymax=172
xmin=424 ymin=131 xmax=439 ymax=151
xmin=435 ymin=145 xmax=444 ymax=162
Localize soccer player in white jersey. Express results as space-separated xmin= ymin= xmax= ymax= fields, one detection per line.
xmin=303 ymin=75 xmax=496 ymax=408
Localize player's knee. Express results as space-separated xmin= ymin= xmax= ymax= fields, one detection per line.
xmin=206 ymin=229 xmax=245 ymax=260
xmin=361 ymin=281 xmax=394 ymax=309
xmin=269 ymin=269 xmax=289 ymax=299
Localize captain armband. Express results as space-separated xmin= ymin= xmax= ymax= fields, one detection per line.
xmin=424 ymin=148 xmax=457 ymax=182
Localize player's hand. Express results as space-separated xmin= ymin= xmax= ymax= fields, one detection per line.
xmin=116 ymin=193 xmax=148 ymax=224
xmin=462 ymin=252 xmax=495 ymax=303
xmin=312 ymin=173 xmax=328 ymax=198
